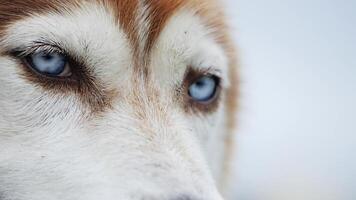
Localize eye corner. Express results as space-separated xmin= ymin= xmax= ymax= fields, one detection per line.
xmin=7 ymin=49 xmax=26 ymax=59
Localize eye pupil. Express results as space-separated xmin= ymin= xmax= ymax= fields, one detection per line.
xmin=195 ymin=80 xmax=205 ymax=87
xmin=42 ymin=54 xmax=53 ymax=61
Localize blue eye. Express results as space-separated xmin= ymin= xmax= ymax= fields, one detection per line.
xmin=26 ymin=52 xmax=70 ymax=77
xmin=188 ymin=75 xmax=219 ymax=102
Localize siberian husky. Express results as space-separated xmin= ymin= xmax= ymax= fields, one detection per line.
xmin=0 ymin=0 xmax=238 ymax=199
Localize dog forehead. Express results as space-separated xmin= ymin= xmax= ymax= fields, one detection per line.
xmin=0 ymin=0 xmax=227 ymax=55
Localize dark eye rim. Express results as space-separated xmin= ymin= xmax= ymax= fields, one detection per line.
xmin=181 ymin=68 xmax=222 ymax=114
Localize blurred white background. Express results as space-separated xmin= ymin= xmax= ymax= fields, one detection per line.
xmin=225 ymin=0 xmax=356 ymax=199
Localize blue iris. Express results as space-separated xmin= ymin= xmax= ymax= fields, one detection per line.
xmin=28 ymin=52 xmax=67 ymax=76
xmin=189 ymin=76 xmax=218 ymax=102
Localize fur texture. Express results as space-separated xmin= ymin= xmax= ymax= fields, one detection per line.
xmin=0 ymin=1 xmax=237 ymax=199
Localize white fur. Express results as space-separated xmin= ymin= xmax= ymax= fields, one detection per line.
xmin=149 ymin=10 xmax=230 ymax=182
xmin=0 ymin=3 xmax=230 ymax=200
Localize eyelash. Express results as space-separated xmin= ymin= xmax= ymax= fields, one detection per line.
xmin=11 ymin=43 xmax=64 ymax=58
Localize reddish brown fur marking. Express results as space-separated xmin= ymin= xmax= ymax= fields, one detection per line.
xmin=0 ymin=0 xmax=81 ymax=38
xmin=105 ymin=0 xmax=139 ymax=52
xmin=142 ymin=0 xmax=185 ymax=57
xmin=221 ymin=47 xmax=238 ymax=193
xmin=108 ymin=0 xmax=186 ymax=76
xmin=0 ymin=1 xmax=238 ymax=169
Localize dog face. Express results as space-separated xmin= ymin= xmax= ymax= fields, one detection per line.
xmin=0 ymin=0 xmax=237 ymax=199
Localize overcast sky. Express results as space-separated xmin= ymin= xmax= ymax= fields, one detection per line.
xmin=226 ymin=0 xmax=356 ymax=199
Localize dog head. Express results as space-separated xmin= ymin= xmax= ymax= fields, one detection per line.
xmin=0 ymin=0 xmax=237 ymax=199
